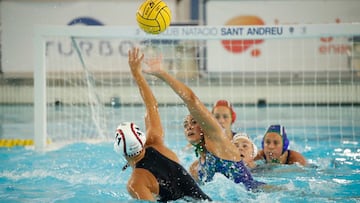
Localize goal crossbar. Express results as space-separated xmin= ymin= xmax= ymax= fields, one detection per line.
xmin=33 ymin=23 xmax=360 ymax=151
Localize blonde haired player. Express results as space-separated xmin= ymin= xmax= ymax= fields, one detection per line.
xmin=232 ymin=132 xmax=258 ymax=169
xmin=113 ymin=48 xmax=211 ymax=202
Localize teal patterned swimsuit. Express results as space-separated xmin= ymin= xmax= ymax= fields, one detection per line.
xmin=198 ymin=151 xmax=265 ymax=191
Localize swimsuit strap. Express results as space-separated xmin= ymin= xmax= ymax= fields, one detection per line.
xmin=264 ymin=151 xmax=290 ymax=164
xmin=285 ymin=150 xmax=291 ymax=164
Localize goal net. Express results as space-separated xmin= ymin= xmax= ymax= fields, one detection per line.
xmin=34 ymin=24 xmax=360 ymax=150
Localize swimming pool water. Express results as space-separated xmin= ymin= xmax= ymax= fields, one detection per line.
xmin=0 ymin=105 xmax=359 ymax=202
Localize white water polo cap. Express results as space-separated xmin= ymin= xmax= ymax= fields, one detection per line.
xmin=233 ymin=132 xmax=258 ymax=158
xmin=114 ymin=122 xmax=146 ymax=157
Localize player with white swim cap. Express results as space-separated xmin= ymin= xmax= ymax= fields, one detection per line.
xmin=113 ymin=47 xmax=211 ymax=202
xmin=232 ymin=132 xmax=258 ymax=169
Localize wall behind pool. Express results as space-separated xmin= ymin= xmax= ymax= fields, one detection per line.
xmin=0 ymin=0 xmax=359 ymax=105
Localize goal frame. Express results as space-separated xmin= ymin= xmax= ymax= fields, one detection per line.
xmin=33 ymin=23 xmax=360 ymax=151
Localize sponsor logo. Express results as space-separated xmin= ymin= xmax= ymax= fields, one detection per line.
xmin=221 ymin=16 xmax=265 ymax=57
xmin=67 ymin=17 xmax=104 ymax=26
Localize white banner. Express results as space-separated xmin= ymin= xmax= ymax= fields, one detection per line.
xmin=36 ymin=24 xmax=360 ymax=73
xmin=1 ymin=0 xmax=176 ymax=73
xmin=206 ymin=0 xmax=360 ymax=72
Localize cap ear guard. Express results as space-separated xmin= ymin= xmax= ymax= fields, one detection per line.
xmin=114 ymin=129 xmax=126 ymax=155
xmin=281 ymin=126 xmax=289 ymax=153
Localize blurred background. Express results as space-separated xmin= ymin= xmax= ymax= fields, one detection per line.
xmin=0 ymin=0 xmax=359 ymax=143
xmin=1 ymin=0 xmax=360 ymax=105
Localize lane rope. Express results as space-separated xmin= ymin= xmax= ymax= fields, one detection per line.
xmin=0 ymin=139 xmax=51 ymax=148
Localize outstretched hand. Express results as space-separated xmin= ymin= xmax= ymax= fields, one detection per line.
xmin=128 ymin=47 xmax=144 ymax=75
xmin=128 ymin=47 xmax=165 ymax=77
xmin=143 ymin=55 xmax=165 ymax=77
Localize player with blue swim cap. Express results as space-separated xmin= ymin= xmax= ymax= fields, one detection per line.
xmin=255 ymin=124 xmax=307 ymax=166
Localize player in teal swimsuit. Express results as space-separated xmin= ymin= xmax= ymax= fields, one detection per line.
xmin=198 ymin=150 xmax=265 ymax=191
xmin=144 ymin=50 xmax=266 ymax=191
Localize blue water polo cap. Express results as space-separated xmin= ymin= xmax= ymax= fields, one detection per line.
xmin=262 ymin=124 xmax=289 ymax=153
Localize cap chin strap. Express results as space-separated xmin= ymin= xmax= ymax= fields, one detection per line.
xmin=192 ymin=140 xmax=205 ymax=157
xmin=122 ymin=163 xmax=129 ymax=171
xmin=121 ymin=148 xmax=145 ymax=171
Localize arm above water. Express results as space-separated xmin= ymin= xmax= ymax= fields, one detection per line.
xmin=128 ymin=47 xmax=164 ymax=145
xmin=143 ymin=55 xmax=224 ymax=144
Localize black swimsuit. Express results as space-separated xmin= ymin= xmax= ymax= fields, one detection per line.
xmin=135 ymin=147 xmax=211 ymax=202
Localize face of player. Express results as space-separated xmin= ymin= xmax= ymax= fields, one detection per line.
xmin=183 ymin=115 xmax=203 ymax=145
xmin=263 ymin=132 xmax=283 ymax=161
xmin=233 ymin=137 xmax=254 ymax=164
xmin=212 ymin=106 xmax=232 ymax=131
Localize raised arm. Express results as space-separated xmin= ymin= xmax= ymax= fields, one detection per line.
xmin=143 ymin=55 xmax=223 ymax=142
xmin=128 ymin=47 xmax=163 ymax=145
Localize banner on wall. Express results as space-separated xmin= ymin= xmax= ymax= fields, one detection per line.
xmin=1 ymin=0 xmax=176 ymax=73
xmin=206 ymin=0 xmax=360 ymax=72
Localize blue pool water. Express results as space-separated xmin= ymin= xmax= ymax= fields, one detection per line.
xmin=0 ymin=105 xmax=359 ymax=202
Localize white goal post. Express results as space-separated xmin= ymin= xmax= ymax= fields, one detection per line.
xmin=34 ymin=24 xmax=360 ymax=151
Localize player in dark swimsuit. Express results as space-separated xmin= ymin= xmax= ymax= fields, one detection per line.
xmin=136 ymin=146 xmax=210 ymax=202
xmin=113 ymin=48 xmax=211 ymax=202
